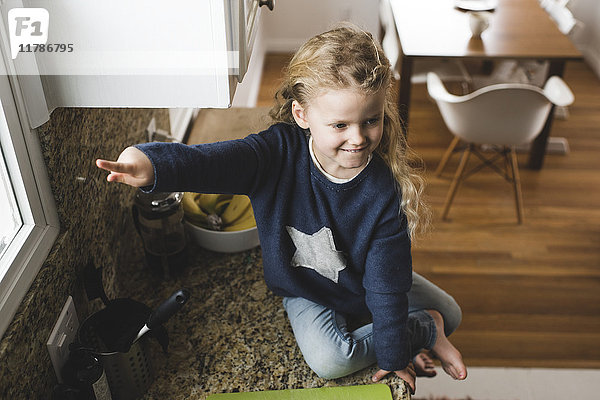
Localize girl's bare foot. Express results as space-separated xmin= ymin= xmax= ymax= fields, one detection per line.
xmin=427 ymin=309 xmax=467 ymax=380
xmin=413 ymin=351 xmax=437 ymax=377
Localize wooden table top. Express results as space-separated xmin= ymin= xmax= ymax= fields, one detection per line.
xmin=389 ymin=0 xmax=582 ymax=60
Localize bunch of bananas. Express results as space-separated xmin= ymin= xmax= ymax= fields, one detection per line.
xmin=182 ymin=192 xmax=256 ymax=232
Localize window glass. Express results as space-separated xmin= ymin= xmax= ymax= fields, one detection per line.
xmin=0 ymin=54 xmax=58 ymax=340
xmin=0 ymin=138 xmax=22 ymax=261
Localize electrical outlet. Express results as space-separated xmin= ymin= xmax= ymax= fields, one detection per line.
xmin=47 ymin=296 xmax=79 ymax=383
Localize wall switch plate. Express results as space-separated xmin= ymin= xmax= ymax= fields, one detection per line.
xmin=47 ymin=296 xmax=79 ymax=383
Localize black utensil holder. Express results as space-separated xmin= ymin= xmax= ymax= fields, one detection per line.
xmin=78 ymin=314 xmax=154 ymax=400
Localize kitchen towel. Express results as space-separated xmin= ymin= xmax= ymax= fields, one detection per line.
xmin=207 ymin=384 xmax=393 ymax=399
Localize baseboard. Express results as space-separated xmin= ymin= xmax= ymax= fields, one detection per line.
xmin=581 ymin=44 xmax=600 ymax=80
xmin=265 ymin=38 xmax=305 ymax=53
xmin=481 ymin=137 xmax=570 ymax=155
xmin=514 ymin=137 xmax=570 ymax=155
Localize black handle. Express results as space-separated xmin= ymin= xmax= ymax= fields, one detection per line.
xmin=147 ymin=289 xmax=190 ymax=329
xmin=259 ymin=0 xmax=274 ymax=11
xmin=83 ymin=262 xmax=110 ymax=305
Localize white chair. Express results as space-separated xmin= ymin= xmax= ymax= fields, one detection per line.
xmin=427 ymin=72 xmax=574 ymax=223
xmin=545 ymin=1 xmax=581 ymax=35
xmin=540 ymin=0 xmax=571 ymax=12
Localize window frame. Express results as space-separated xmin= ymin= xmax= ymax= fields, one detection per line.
xmin=0 ymin=55 xmax=59 ymax=339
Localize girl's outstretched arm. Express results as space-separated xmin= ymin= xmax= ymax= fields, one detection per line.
xmin=96 ymin=146 xmax=154 ymax=187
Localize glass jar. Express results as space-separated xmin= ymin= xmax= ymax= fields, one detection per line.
xmin=132 ymin=190 xmax=187 ymax=277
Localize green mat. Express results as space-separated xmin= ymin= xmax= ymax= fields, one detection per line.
xmin=207 ymin=384 xmax=392 ymax=399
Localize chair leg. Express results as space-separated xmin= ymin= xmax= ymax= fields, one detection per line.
xmin=435 ymin=136 xmax=461 ymax=177
xmin=442 ymin=144 xmax=471 ymax=221
xmin=509 ymin=147 xmax=524 ymax=224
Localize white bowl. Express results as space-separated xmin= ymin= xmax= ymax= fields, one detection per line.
xmin=185 ymin=221 xmax=260 ymax=253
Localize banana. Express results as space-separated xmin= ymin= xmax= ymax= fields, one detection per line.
xmin=215 ymin=197 xmax=233 ymax=215
xmin=187 ymin=212 xmax=223 ymax=230
xmin=185 ymin=193 xmax=229 ymax=230
xmin=185 ymin=213 xmax=212 ymax=230
xmin=220 ymin=195 xmax=252 ymax=225
xmin=182 ymin=192 xmax=207 ymax=217
xmin=196 ymin=193 xmax=223 ymax=215
xmin=183 ymin=193 xmax=212 ymax=229
xmin=184 ymin=193 xmax=255 ymax=232
xmin=223 ymin=206 xmax=256 ymax=231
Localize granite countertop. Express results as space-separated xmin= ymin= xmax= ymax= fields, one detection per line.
xmin=117 ymin=242 xmax=410 ymax=400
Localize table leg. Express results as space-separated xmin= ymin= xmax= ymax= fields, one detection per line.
xmin=398 ymin=55 xmax=413 ymax=135
xmin=527 ymin=60 xmax=566 ymax=170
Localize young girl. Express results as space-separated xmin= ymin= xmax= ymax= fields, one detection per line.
xmin=96 ymin=25 xmax=466 ymax=393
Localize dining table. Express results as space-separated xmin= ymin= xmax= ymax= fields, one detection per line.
xmin=387 ymin=0 xmax=582 ymax=169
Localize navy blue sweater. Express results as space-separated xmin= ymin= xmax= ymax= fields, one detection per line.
xmin=135 ymin=123 xmax=413 ymax=371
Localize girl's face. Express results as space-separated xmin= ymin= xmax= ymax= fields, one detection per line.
xmin=292 ymin=88 xmax=386 ymax=180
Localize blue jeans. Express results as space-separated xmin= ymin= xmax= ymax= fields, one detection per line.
xmin=282 ymin=272 xmax=461 ymax=379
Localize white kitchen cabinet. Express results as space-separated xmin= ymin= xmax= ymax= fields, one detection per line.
xmin=0 ymin=0 xmax=271 ymax=127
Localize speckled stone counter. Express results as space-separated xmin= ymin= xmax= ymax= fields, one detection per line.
xmin=117 ymin=243 xmax=410 ymax=400
xmin=0 ymin=108 xmax=170 ymax=399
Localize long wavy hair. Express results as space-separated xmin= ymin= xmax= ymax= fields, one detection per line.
xmin=269 ymin=24 xmax=431 ymax=240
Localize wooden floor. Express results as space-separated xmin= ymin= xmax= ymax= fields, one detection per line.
xmin=257 ymin=54 xmax=600 ymax=369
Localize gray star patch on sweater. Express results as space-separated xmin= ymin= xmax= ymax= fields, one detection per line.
xmin=286 ymin=226 xmax=347 ymax=283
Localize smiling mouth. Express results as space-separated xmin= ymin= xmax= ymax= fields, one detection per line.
xmin=341 ymin=147 xmax=366 ymax=153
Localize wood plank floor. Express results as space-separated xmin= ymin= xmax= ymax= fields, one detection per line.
xmin=257 ymin=54 xmax=600 ymax=368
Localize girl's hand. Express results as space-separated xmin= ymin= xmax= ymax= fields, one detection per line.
xmin=372 ymin=366 xmax=416 ymax=394
xmin=96 ymin=146 xmax=154 ymax=187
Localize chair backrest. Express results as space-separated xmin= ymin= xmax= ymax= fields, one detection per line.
xmin=547 ymin=3 xmax=577 ymax=34
xmin=540 ymin=0 xmax=570 ymax=11
xmin=427 ymin=72 xmax=571 ymax=146
xmin=541 ymin=0 xmax=581 ymax=35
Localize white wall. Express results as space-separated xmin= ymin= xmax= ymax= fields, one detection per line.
xmin=262 ymin=0 xmax=380 ymax=52
xmin=568 ymin=0 xmax=600 ymax=77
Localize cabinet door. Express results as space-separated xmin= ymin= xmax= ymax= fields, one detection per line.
xmin=1 ymin=0 xmax=253 ymax=121
xmin=233 ymin=0 xmax=266 ymax=82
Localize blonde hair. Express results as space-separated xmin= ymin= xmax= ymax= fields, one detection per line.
xmin=269 ymin=24 xmax=431 ymax=239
